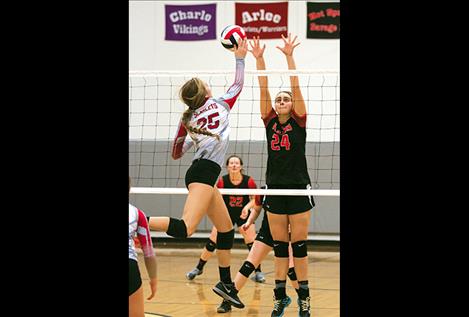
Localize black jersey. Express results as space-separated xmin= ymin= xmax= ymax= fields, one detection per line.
xmin=217 ymin=174 xmax=257 ymax=216
xmin=263 ymin=108 xmax=311 ymax=186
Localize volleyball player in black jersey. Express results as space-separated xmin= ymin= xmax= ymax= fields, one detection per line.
xmin=214 ymin=186 xmax=300 ymax=313
xmin=250 ymin=34 xmax=315 ymax=317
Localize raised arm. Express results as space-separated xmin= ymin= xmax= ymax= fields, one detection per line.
xmin=277 ymin=33 xmax=306 ymax=116
xmin=249 ymin=36 xmax=272 ymax=119
xmin=219 ymin=38 xmax=248 ymax=109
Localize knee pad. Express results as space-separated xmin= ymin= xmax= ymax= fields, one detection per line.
xmin=205 ymin=239 xmax=217 ymax=252
xmin=246 ymin=242 xmax=254 ymax=251
xmin=292 ymin=240 xmax=308 ymax=258
xmin=166 ymin=218 xmax=188 ymax=238
xmin=216 ymin=229 xmax=234 ymax=250
xmin=287 ymin=267 xmax=297 ymax=281
xmin=239 ymin=261 xmax=256 ymax=278
xmin=273 ymin=241 xmax=289 ymax=258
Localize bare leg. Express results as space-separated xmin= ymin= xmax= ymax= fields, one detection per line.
xmin=206 ymin=187 xmax=233 ymax=268
xmin=289 ymin=211 xmax=311 ymax=282
xmin=288 ymin=242 xmax=299 ymax=289
xmin=129 ymin=285 xmax=145 ymax=317
xmin=200 ymin=226 xmax=218 ymax=261
xmin=233 ymin=241 xmax=272 ymax=291
xmin=267 ymin=212 xmax=290 ymax=281
xmin=147 ymin=182 xmax=215 ymax=236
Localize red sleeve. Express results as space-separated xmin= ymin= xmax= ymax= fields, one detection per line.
xmin=137 ymin=209 xmax=155 ymax=258
xmin=291 ymin=109 xmax=307 ymax=128
xmin=216 ymin=177 xmax=224 ymax=188
xmin=255 ymin=194 xmax=262 ymax=206
xmin=262 ymin=108 xmax=277 ymax=127
xmin=247 ymin=177 xmax=257 ymax=189
xmin=171 ymin=120 xmax=188 ymax=159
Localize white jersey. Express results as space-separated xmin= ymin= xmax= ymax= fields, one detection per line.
xmin=172 ymin=58 xmax=245 ymax=167
xmin=129 ymin=203 xmax=154 ymax=261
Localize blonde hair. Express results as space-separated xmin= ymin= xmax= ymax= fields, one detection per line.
xmin=180 ymin=78 xmax=220 ymax=140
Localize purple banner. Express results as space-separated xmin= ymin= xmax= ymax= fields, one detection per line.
xmin=165 ymin=3 xmax=217 ymax=41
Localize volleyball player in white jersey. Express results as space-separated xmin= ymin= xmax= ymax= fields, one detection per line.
xmin=148 ymin=39 xmax=248 ymax=309
xmin=129 ymin=177 xmax=157 ymax=317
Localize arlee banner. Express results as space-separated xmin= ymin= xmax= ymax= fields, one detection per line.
xmin=165 ymin=3 xmax=217 ymax=41
xmin=306 ymin=2 xmax=340 ymax=39
xmin=235 ymin=2 xmax=288 ymax=39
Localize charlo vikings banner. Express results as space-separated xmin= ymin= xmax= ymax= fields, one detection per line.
xmin=306 ymin=2 xmax=340 ymax=39
xmin=235 ymin=2 xmax=288 ymax=39
xmin=165 ymin=3 xmax=217 ymax=41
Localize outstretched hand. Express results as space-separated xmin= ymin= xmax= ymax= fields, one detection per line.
xmin=276 ymin=33 xmax=301 ymax=56
xmin=234 ymin=38 xmax=248 ymax=59
xmin=248 ymin=36 xmax=266 ymax=59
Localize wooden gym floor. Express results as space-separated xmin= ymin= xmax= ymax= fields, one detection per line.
xmin=136 ymin=246 xmax=339 ymax=317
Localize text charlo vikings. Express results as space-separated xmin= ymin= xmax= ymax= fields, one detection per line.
xmin=170 ymin=10 xmax=212 ymax=35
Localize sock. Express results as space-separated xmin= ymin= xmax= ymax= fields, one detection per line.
xmin=255 ymin=264 xmax=262 ymax=272
xmin=298 ymin=280 xmax=310 ymax=299
xmin=196 ymin=259 xmax=207 ymax=271
xmin=219 ymin=266 xmax=232 ymax=285
xmin=274 ymin=280 xmax=287 ymax=299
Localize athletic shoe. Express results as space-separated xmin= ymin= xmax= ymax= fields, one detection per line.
xmin=297 ymin=296 xmax=311 ymax=317
xmin=216 ymin=300 xmax=232 ymax=313
xmin=186 ymin=268 xmax=203 ymax=280
xmin=271 ymin=296 xmax=291 ymax=317
xmin=212 ymin=281 xmax=245 ymax=309
xmin=250 ymin=271 xmax=266 ymax=283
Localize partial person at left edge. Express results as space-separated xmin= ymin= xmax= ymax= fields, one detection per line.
xmin=129 ymin=176 xmax=157 ymax=317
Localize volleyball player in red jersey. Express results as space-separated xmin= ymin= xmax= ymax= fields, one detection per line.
xmin=214 ymin=186 xmax=300 ymax=313
xmin=129 ymin=177 xmax=157 ymax=317
xmin=249 ymin=34 xmax=315 ymax=317
xmin=148 ymin=39 xmax=248 ymax=309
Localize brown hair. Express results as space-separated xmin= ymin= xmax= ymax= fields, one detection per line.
xmin=226 ymin=154 xmax=245 ymax=175
xmin=275 ymin=90 xmax=293 ymax=99
xmin=180 ymin=78 xmax=220 ymax=140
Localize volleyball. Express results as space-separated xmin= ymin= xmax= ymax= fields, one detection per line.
xmin=220 ymin=25 xmax=247 ymax=51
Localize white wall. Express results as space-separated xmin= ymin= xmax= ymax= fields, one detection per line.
xmin=129 ymin=0 xmax=340 ymax=72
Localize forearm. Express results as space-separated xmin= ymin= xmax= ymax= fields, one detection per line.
xmin=286 ymin=55 xmax=306 ymax=114
xmin=256 ymin=57 xmax=272 ymax=117
xmin=144 ymin=256 xmax=157 ymax=279
xmin=247 ymin=204 xmax=261 ymax=223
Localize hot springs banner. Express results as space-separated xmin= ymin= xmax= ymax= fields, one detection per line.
xmin=306 ymin=2 xmax=340 ymax=39
xmin=235 ymin=2 xmax=288 ymax=39
xmin=165 ymin=3 xmax=217 ymax=41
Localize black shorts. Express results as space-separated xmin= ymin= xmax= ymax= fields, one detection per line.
xmin=263 ymin=184 xmax=315 ymax=215
xmin=129 ymin=258 xmax=142 ymax=296
xmin=230 ymin=209 xmax=251 ymax=227
xmin=255 ymin=212 xmax=274 ymax=247
xmin=185 ymin=159 xmax=221 ymax=188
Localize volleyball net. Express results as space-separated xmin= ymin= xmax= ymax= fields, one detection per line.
xmin=129 ymin=69 xmax=339 ymax=237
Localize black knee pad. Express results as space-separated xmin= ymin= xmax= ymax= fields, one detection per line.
xmin=205 ymin=239 xmax=217 ymax=252
xmin=166 ymin=218 xmax=188 ymax=238
xmin=273 ymin=241 xmax=289 ymax=258
xmin=287 ymin=267 xmax=297 ymax=281
xmin=216 ymin=229 xmax=234 ymax=250
xmin=292 ymin=240 xmax=308 ymax=258
xmin=239 ymin=261 xmax=256 ymax=278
